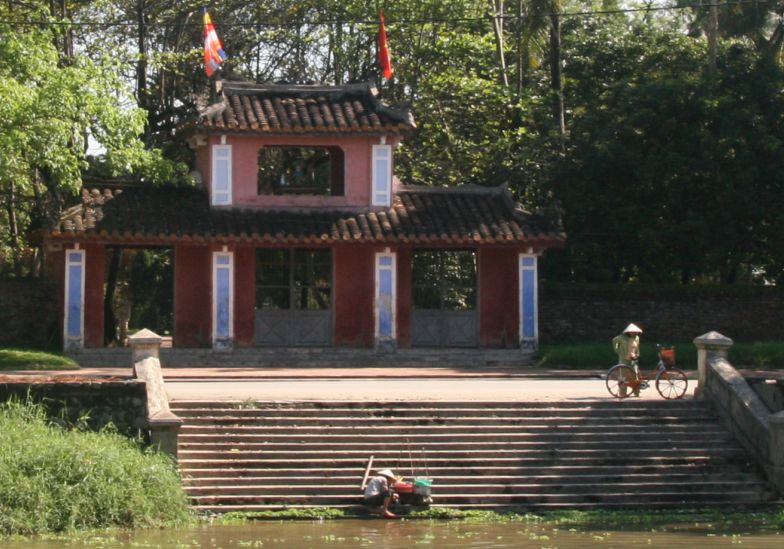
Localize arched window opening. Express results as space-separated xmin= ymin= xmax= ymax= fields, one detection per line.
xmin=258 ymin=146 xmax=344 ymax=196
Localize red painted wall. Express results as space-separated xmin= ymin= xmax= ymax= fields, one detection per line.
xmin=233 ymin=246 xmax=255 ymax=347
xmin=83 ymin=244 xmax=105 ymax=348
xmin=396 ymin=246 xmax=412 ymax=348
xmin=174 ymin=244 xmax=211 ymax=347
xmin=199 ymin=134 xmax=400 ymax=208
xmin=333 ymin=245 xmax=375 ymax=347
xmin=479 ymin=248 xmax=519 ymax=348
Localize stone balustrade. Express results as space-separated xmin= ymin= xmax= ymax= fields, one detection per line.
xmin=695 ymin=331 xmax=784 ymax=492
xmin=129 ymin=329 xmax=182 ymax=458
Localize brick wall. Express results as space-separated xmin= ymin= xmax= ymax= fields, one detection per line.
xmin=539 ymin=284 xmax=784 ymax=343
xmin=0 ymin=380 xmax=148 ymax=438
xmin=0 ymin=278 xmax=59 ymax=348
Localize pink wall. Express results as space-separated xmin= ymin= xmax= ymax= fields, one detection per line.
xmin=198 ymin=134 xmax=399 ymax=208
xmin=479 ymin=247 xmax=520 ymax=348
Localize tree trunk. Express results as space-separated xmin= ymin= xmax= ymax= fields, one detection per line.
xmin=5 ymin=181 xmax=21 ymax=275
xmin=549 ymin=13 xmax=566 ymax=142
xmin=516 ymin=0 xmax=524 ymax=96
xmin=333 ymin=23 xmax=343 ymax=85
xmin=707 ymin=0 xmax=718 ymax=69
xmin=489 ymin=1 xmax=509 ymax=87
xmin=136 ymin=1 xmax=151 ymax=144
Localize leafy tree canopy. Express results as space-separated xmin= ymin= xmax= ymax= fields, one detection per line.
xmin=0 ymin=2 xmax=187 ymax=275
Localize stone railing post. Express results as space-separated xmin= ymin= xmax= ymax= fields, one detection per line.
xmin=693 ymin=331 xmax=734 ymax=399
xmin=128 ymin=329 xmax=182 ymax=458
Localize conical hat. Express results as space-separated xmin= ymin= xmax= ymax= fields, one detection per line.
xmin=377 ymin=469 xmax=397 ymax=479
xmin=623 ymin=323 xmax=643 ymax=334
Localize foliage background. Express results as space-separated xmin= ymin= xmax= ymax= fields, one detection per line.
xmin=1 ymin=0 xmax=783 ymax=288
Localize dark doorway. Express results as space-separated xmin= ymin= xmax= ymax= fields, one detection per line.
xmin=254 ymin=248 xmax=332 ymax=346
xmin=411 ymin=250 xmax=478 ymax=347
xmin=104 ymin=247 xmax=173 ymax=346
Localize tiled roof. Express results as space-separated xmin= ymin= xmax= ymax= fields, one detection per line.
xmin=192 ymin=81 xmax=415 ymax=135
xmin=49 ymin=185 xmax=564 ymax=247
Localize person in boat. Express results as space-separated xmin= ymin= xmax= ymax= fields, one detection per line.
xmin=363 ymin=468 xmax=399 ymax=518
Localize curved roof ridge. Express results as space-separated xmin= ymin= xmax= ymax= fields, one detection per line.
xmin=194 ymin=80 xmax=414 ymax=135
xmin=397 ymin=183 xmax=507 ymax=195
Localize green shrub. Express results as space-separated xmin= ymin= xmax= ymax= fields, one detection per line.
xmin=536 ymin=341 xmax=784 ymax=369
xmin=0 ymin=348 xmax=79 ymax=370
xmin=730 ymin=342 xmax=784 ymax=369
xmin=536 ymin=341 xmax=697 ymax=369
xmin=0 ymin=399 xmax=192 ymax=536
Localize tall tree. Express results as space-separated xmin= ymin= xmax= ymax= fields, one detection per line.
xmin=0 ymin=1 xmax=184 ymax=276
xmin=550 ymin=20 xmax=784 ymax=284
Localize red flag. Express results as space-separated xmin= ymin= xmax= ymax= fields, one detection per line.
xmin=378 ymin=11 xmax=393 ymax=80
xmin=203 ymin=9 xmax=227 ymax=77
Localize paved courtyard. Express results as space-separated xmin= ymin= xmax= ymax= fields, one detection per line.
xmin=2 ymin=364 xmax=700 ymax=402
xmin=163 ymin=377 xmax=676 ymax=401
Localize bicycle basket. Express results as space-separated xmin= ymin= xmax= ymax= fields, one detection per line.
xmin=659 ymin=347 xmax=676 ymax=367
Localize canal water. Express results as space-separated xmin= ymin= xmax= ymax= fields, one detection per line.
xmin=6 ymin=519 xmax=783 ymax=548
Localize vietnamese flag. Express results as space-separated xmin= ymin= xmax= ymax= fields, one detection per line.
xmin=203 ymin=8 xmax=227 ymax=77
xmin=378 ymin=11 xmax=393 ymax=80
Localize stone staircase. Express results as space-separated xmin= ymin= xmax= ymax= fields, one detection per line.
xmin=170 ymin=400 xmax=778 ymax=513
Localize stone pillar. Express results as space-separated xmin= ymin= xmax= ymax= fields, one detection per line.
xmin=518 ymin=254 xmax=538 ymax=351
xmin=374 ymin=250 xmax=397 ymax=352
xmin=768 ymin=411 xmax=784 ymax=490
xmin=129 ymin=328 xmax=163 ymax=363
xmin=63 ymin=247 xmax=86 ymax=351
xmin=212 ymin=250 xmax=234 ymax=351
xmin=129 ymin=329 xmax=182 ymax=458
xmin=693 ymin=331 xmax=734 ymax=398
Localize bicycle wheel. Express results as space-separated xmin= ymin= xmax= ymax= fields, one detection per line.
xmin=655 ymin=368 xmax=688 ymax=400
xmin=606 ymin=364 xmax=635 ymax=399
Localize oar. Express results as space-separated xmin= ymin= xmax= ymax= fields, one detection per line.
xmin=361 ymin=455 xmax=374 ymax=491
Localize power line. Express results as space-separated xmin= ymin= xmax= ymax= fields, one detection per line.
xmin=2 ymin=1 xmax=776 ymax=30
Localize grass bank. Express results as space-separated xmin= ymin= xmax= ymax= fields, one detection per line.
xmin=0 ymin=348 xmax=78 ymax=370
xmin=536 ymin=341 xmax=784 ymax=369
xmin=0 ymin=399 xmax=192 ymax=536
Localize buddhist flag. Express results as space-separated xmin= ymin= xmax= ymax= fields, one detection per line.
xmin=378 ymin=11 xmax=393 ymax=80
xmin=203 ymin=8 xmax=227 ymax=77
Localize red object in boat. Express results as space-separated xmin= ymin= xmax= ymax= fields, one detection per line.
xmin=392 ymin=481 xmax=414 ymax=494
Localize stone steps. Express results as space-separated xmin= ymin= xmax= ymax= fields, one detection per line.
xmin=177 ymin=432 xmax=731 ymax=445
xmin=178 ymin=438 xmax=736 ymax=451
xmin=171 ymin=399 xmax=777 ymax=512
xmin=178 ymin=446 xmax=744 ymax=459
xmin=187 ymin=489 xmax=773 ymax=507
xmin=183 ymin=471 xmax=761 ymax=486
xmin=189 ymin=500 xmax=760 ymax=513
xmin=185 ymin=479 xmax=770 ymax=495
xmin=178 ymin=422 xmax=721 ymax=433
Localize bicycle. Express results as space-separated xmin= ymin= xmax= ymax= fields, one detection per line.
xmin=605 ymin=344 xmax=688 ymax=399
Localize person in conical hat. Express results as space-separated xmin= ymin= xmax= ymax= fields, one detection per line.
xmin=363 ymin=468 xmax=400 ymax=518
xmin=622 ymin=323 xmax=642 ymax=335
xmin=612 ymin=323 xmax=643 ymax=396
